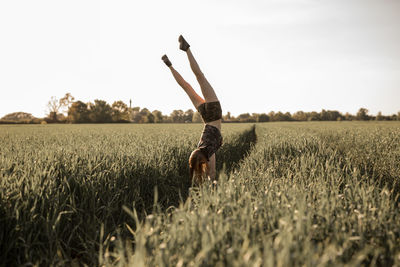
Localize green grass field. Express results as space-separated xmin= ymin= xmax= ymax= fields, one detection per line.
xmin=1 ymin=122 xmax=399 ymax=266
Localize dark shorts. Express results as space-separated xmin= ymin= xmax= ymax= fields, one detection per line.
xmin=197 ymin=124 xmax=223 ymax=161
xmin=197 ymin=101 xmax=222 ymax=123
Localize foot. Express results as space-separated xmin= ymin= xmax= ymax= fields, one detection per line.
xmin=161 ymin=54 xmax=172 ymax=67
xmin=178 ymin=35 xmax=190 ymax=51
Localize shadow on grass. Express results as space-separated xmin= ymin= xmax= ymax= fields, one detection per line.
xmin=216 ymin=124 xmax=257 ymax=175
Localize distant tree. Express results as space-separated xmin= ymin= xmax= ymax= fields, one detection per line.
xmin=88 ymin=100 xmax=112 ymax=123
xmin=223 ymin=111 xmax=232 ymax=122
xmin=56 ymin=114 xmax=66 ymax=122
xmin=268 ymin=111 xmax=275 ymax=120
xmin=68 ymin=101 xmax=90 ymax=123
xmin=111 ymin=101 xmax=129 ymax=122
xmin=47 ymin=97 xmax=59 ymax=121
xmin=293 ymin=111 xmax=307 ymax=121
xmin=139 ymin=108 xmax=152 ymax=123
xmin=131 ymin=111 xmax=141 ymax=123
xmin=308 ymin=111 xmax=320 ymax=121
xmin=344 ymin=112 xmax=354 ymax=121
xmin=251 ymin=113 xmax=259 ymax=122
xmin=328 ymin=110 xmax=342 ymax=121
xmin=1 ymin=112 xmax=35 ymax=121
xmin=249 ymin=113 xmax=269 ymax=122
xmin=192 ymin=111 xmax=203 ymax=123
xmin=271 ymin=112 xmax=291 ymax=122
xmin=398 ymin=112 xmax=400 ymax=121
xmin=284 ymin=112 xmax=292 ymax=121
xmin=152 ymin=110 xmax=163 ymax=123
xmin=146 ymin=112 xmax=155 ymax=123
xmin=321 ymin=110 xmax=343 ymax=121
xmin=237 ymin=113 xmax=249 ymax=122
xmin=171 ymin=110 xmax=185 ymax=123
xmin=47 ymin=93 xmax=74 ymax=122
xmin=184 ymin=109 xmax=194 ymax=123
xmin=320 ymin=109 xmax=329 ymax=121
xmin=140 ymin=108 xmax=150 ymax=117
xmin=376 ymin=111 xmax=383 ymax=121
xmin=258 ymin=113 xmax=269 ymax=122
xmin=237 ymin=113 xmax=255 ymax=122
xmin=127 ymin=107 xmax=138 ymax=122
xmin=162 ymin=115 xmax=172 ymax=123
xmin=59 ymin=93 xmax=75 ymax=112
xmin=356 ymin=108 xmax=370 ymax=121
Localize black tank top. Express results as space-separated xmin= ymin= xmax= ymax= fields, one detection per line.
xmin=197 ymin=124 xmax=223 ymax=160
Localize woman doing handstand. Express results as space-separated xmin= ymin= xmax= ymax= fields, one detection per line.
xmin=162 ymin=35 xmax=222 ymax=185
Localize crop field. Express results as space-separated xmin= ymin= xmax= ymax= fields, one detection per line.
xmin=1 ymin=122 xmax=400 ymax=266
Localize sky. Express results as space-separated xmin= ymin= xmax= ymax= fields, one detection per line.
xmin=0 ymin=0 xmax=399 ymax=118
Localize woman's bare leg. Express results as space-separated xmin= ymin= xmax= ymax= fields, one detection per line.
xmin=207 ymin=154 xmax=216 ymax=180
xmin=186 ymin=48 xmax=219 ymax=103
xmin=168 ymin=66 xmax=205 ymax=108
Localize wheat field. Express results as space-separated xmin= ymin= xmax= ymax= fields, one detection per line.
xmin=1 ymin=122 xmax=399 ymax=266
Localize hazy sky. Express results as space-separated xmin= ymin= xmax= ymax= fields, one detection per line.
xmin=0 ymin=0 xmax=399 ymax=118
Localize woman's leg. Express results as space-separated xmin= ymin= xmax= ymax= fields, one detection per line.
xmin=186 ymin=48 xmax=219 ymax=103
xmin=207 ymin=154 xmax=216 ymax=180
xmin=168 ymin=66 xmax=205 ymax=108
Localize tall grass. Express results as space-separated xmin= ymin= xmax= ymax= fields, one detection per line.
xmin=0 ymin=124 xmax=254 ymax=266
xmin=101 ymin=122 xmax=400 ymax=266
xmin=1 ymin=122 xmax=400 ymax=266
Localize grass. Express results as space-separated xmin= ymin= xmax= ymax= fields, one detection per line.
xmin=0 ymin=123 xmax=254 ymax=266
xmin=1 ymin=122 xmax=400 ymax=266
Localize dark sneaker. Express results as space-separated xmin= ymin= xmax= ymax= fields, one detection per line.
xmin=161 ymin=54 xmax=172 ymax=67
xmin=178 ymin=35 xmax=190 ymax=51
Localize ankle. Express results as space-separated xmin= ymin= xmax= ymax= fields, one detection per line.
xmin=161 ymin=54 xmax=172 ymax=67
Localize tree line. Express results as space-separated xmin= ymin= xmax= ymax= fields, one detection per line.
xmin=1 ymin=93 xmax=400 ymax=124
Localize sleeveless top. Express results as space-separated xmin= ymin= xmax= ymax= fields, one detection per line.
xmin=197 ymin=124 xmax=223 ymax=161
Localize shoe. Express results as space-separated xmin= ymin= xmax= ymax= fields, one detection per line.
xmin=161 ymin=54 xmax=172 ymax=67
xmin=178 ymin=35 xmax=190 ymax=51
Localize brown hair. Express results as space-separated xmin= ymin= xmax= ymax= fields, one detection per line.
xmin=189 ymin=149 xmax=208 ymax=185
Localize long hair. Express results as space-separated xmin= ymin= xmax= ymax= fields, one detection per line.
xmin=189 ymin=149 xmax=208 ymax=185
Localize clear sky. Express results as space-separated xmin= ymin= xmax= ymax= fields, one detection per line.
xmin=0 ymin=0 xmax=399 ymax=118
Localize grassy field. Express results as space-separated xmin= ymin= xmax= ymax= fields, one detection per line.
xmin=1 ymin=122 xmax=399 ymax=266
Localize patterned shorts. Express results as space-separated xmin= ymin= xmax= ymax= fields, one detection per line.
xmin=197 ymin=101 xmax=222 ymax=123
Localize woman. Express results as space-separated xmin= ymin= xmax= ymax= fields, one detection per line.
xmin=162 ymin=35 xmax=222 ymax=185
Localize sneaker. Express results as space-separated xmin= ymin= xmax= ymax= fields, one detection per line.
xmin=178 ymin=35 xmax=190 ymax=51
xmin=161 ymin=54 xmax=172 ymax=67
